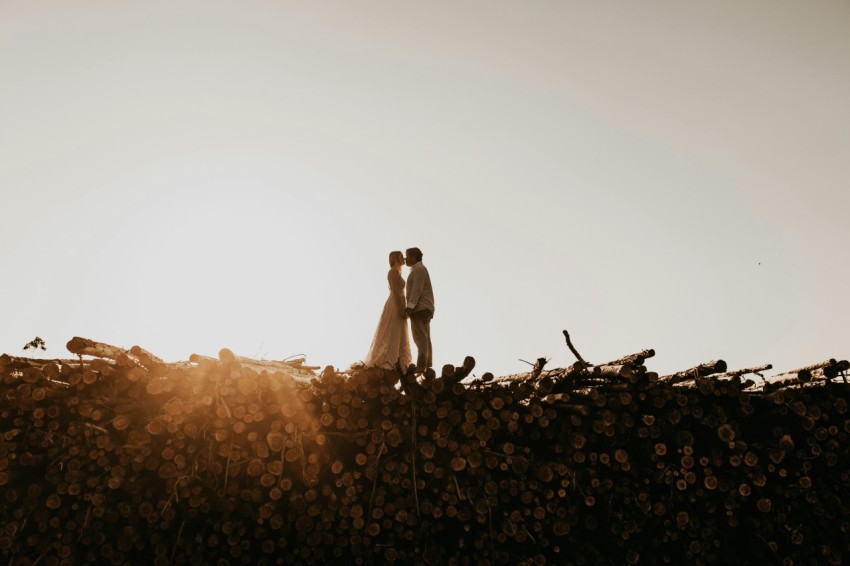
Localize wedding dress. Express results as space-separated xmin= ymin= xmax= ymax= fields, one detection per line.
xmin=363 ymin=268 xmax=412 ymax=369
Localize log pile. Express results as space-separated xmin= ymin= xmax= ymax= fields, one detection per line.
xmin=1 ymin=335 xmax=849 ymax=565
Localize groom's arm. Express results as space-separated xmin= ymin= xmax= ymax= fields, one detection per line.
xmin=406 ymin=267 xmax=423 ymax=311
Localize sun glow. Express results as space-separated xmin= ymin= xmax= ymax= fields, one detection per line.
xmin=55 ymin=179 xmax=374 ymax=366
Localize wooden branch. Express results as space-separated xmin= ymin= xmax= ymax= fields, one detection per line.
xmin=439 ymin=356 xmax=476 ymax=389
xmin=712 ymin=364 xmax=773 ymax=381
xmin=480 ymin=368 xmax=567 ymax=388
xmin=764 ymin=374 xmax=830 ymax=391
xmin=562 ymin=330 xmax=589 ymax=367
xmin=190 ymin=351 xmax=318 ymax=371
xmin=129 ymin=345 xmax=164 ymax=365
xmin=823 ymin=359 xmax=849 ymax=380
xmin=453 ymin=356 xmax=476 ymax=382
xmin=399 ymin=368 xmax=424 ymax=398
xmin=66 ymin=337 xmax=130 ymax=361
xmin=587 ymin=363 xmax=637 ymax=380
xmin=0 ymin=355 xmax=85 ymax=371
xmin=188 ymin=351 xmax=317 ymax=383
xmin=789 ymin=358 xmax=839 ymax=374
xmin=771 ymin=359 xmax=848 ymax=383
xmin=530 ymin=357 xmax=548 ymax=380
xmin=659 ymin=359 xmax=727 ymax=385
xmin=477 ymin=360 xmax=638 ymax=389
xmin=599 ymin=349 xmax=656 ymax=367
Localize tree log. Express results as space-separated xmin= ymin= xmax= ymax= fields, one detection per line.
xmin=713 ymin=363 xmax=773 ymax=380
xmin=66 ymin=337 xmax=131 ymax=361
xmin=599 ymin=349 xmax=656 ymax=367
xmin=660 ymin=359 xmax=727 ymax=384
xmin=769 ymin=359 xmax=849 ymax=384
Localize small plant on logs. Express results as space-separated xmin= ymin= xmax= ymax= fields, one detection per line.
xmin=22 ymin=335 xmax=46 ymax=351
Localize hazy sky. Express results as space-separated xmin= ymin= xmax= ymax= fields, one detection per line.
xmin=2 ymin=1 xmax=848 ymax=377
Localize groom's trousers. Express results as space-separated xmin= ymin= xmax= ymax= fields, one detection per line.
xmin=410 ymin=309 xmax=433 ymax=370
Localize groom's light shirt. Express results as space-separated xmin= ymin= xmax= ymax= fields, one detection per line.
xmin=406 ymin=262 xmax=435 ymax=314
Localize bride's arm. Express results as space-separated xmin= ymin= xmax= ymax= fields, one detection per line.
xmin=389 ymin=270 xmax=406 ymax=314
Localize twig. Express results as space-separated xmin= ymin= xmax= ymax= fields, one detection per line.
xmin=487 ymin=498 xmax=495 ymax=561
xmin=161 ymin=474 xmax=191 ymax=517
xmin=170 ymin=519 xmax=186 ymax=566
xmin=452 ymin=473 xmax=465 ymax=501
xmin=297 ymin=428 xmax=308 ymax=483
xmin=78 ymin=505 xmax=91 ymax=540
xmin=319 ymin=430 xmax=375 ymax=437
xmin=367 ymin=436 xmax=387 ymax=524
xmin=562 ymin=330 xmax=589 ymax=366
xmin=481 ymin=449 xmax=524 ymax=461
xmin=217 ymin=394 xmax=232 ymax=419
xmin=713 ymin=364 xmax=773 ymax=380
xmin=31 ymin=546 xmax=50 ymax=566
xmin=224 ymin=439 xmax=234 ymax=492
xmin=531 ymin=357 xmax=548 ymax=380
xmin=83 ymin=422 xmax=108 ymax=435
xmin=208 ymin=442 xmax=216 ymax=488
xmin=411 ymin=401 xmax=421 ymax=520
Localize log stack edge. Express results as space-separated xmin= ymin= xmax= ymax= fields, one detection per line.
xmin=1 ymin=337 xmax=849 ymax=565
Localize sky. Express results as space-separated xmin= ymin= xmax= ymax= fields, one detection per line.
xmin=1 ymin=0 xmax=848 ymax=378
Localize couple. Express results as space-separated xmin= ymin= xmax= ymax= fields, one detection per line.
xmin=363 ymin=247 xmax=434 ymax=373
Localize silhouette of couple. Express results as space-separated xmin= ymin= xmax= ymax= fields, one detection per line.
xmin=363 ymin=247 xmax=434 ymax=374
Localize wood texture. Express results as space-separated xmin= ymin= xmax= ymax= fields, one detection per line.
xmin=0 ymin=337 xmax=848 ymax=565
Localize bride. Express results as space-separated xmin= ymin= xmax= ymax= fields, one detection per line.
xmin=363 ymin=251 xmax=412 ymax=370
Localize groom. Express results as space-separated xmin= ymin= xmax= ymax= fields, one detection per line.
xmin=404 ymin=247 xmax=434 ymax=373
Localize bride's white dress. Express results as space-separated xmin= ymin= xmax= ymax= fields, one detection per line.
xmin=363 ymin=268 xmax=412 ymax=369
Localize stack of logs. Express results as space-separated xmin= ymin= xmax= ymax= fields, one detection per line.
xmin=1 ymin=334 xmax=849 ymax=565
